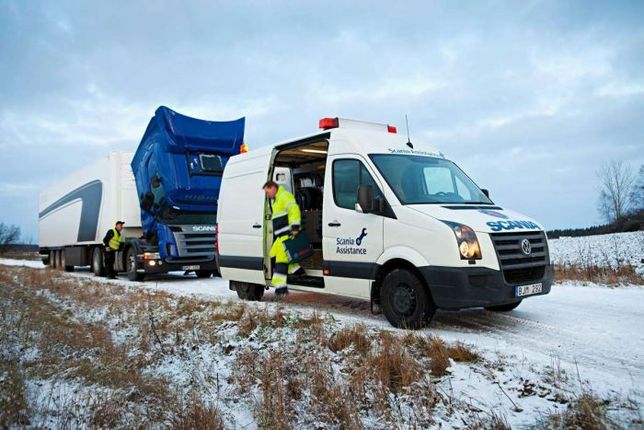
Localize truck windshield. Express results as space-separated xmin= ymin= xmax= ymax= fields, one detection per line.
xmin=369 ymin=154 xmax=493 ymax=205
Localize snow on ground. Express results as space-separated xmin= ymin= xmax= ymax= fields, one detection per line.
xmin=2 ymin=256 xmax=642 ymax=411
xmin=549 ymin=231 xmax=644 ymax=268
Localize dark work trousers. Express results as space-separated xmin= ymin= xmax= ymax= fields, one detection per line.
xmin=104 ymin=248 xmax=116 ymax=277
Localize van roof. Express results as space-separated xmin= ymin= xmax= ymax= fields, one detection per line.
xmin=227 ymin=125 xmax=444 ymax=166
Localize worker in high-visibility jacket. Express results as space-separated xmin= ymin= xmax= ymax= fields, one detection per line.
xmin=263 ymin=180 xmax=306 ymax=297
xmin=102 ymin=221 xmax=125 ymax=279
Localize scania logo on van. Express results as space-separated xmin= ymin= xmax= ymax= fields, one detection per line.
xmin=521 ymin=238 xmax=532 ymax=255
xmin=486 ymin=220 xmax=540 ymax=232
xmin=192 ymin=225 xmax=216 ymax=232
xmin=336 ymin=228 xmax=368 ymax=255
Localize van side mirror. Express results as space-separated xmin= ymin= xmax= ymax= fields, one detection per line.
xmin=357 ymin=185 xmax=374 ymax=213
xmin=482 ymin=189 xmax=490 ymax=198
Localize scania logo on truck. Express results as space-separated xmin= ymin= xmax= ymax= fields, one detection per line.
xmin=486 ymin=220 xmax=540 ymax=232
xmin=336 ymin=228 xmax=368 ymax=255
xmin=192 ymin=225 xmax=216 ymax=232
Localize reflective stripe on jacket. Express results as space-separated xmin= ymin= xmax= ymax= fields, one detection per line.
xmin=108 ymin=228 xmax=123 ymax=251
xmin=271 ymin=186 xmax=301 ymax=237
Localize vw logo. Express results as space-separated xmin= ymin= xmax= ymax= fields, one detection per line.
xmin=520 ymin=238 xmax=532 ymax=255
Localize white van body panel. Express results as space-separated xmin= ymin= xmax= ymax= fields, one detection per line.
xmin=39 ymin=152 xmax=140 ymax=248
xmin=217 ymin=146 xmax=273 ymax=284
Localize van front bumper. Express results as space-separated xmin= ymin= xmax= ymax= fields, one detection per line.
xmin=418 ymin=264 xmax=554 ymax=310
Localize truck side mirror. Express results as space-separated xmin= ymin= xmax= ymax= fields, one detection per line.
xmin=357 ymin=185 xmax=374 ymax=213
xmin=482 ymin=189 xmax=490 ymax=198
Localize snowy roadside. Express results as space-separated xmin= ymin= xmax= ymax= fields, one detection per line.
xmin=1 ymin=262 xmax=642 ymax=428
xmin=549 ymin=231 xmax=644 ymax=269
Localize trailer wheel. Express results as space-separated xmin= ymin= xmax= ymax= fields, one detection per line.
xmin=485 ymin=300 xmax=522 ymax=312
xmin=61 ymin=250 xmax=74 ymax=272
xmin=196 ymin=270 xmax=212 ymax=279
xmin=381 ymin=268 xmax=436 ymax=329
xmin=56 ymin=250 xmax=64 ymax=271
xmin=92 ymin=247 xmax=105 ymax=277
xmin=232 ymin=281 xmax=264 ymax=301
xmin=50 ymin=250 xmax=58 ymax=269
xmin=127 ymin=248 xmax=145 ymax=282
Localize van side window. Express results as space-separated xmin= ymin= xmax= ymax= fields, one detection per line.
xmin=333 ymin=159 xmax=383 ymax=210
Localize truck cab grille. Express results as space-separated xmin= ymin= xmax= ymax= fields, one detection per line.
xmin=490 ymin=231 xmax=549 ymax=285
xmin=170 ymin=225 xmax=216 ymax=260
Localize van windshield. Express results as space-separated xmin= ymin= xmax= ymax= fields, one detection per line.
xmin=369 ymin=154 xmax=493 ymax=205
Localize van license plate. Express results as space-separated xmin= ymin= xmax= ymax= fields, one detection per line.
xmin=515 ymin=283 xmax=542 ymax=297
xmin=182 ymin=265 xmax=200 ymax=271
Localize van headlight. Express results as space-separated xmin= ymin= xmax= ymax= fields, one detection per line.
xmin=442 ymin=221 xmax=482 ymax=260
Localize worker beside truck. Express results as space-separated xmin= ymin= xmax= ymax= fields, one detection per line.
xmin=102 ymin=221 xmax=125 ymax=279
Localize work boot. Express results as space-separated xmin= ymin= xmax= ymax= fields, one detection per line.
xmin=288 ymin=267 xmax=306 ymax=280
xmin=273 ymin=287 xmax=289 ymax=301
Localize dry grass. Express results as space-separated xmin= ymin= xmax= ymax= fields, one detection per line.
xmin=0 ymin=359 xmax=30 ymax=427
xmin=466 ymin=413 xmax=511 ymax=429
xmin=325 ymin=323 xmax=370 ymax=354
xmin=541 ymin=392 xmax=618 ymax=430
xmin=555 ymin=264 xmax=643 ymax=285
xmin=0 ymin=265 xmax=226 ymax=428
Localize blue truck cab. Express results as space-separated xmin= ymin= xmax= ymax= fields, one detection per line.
xmin=127 ymin=106 xmax=244 ymax=280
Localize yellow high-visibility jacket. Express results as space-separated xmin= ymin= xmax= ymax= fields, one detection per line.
xmin=271 ymin=186 xmax=301 ymax=238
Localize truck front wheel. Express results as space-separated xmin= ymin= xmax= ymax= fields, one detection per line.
xmin=127 ymin=248 xmax=145 ymax=282
xmin=485 ymin=300 xmax=522 ymax=312
xmin=381 ymin=269 xmax=436 ymax=329
xmin=92 ymin=247 xmax=105 ymax=276
xmin=232 ymin=281 xmax=264 ymax=301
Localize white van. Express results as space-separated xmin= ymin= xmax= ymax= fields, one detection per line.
xmin=217 ymin=118 xmax=553 ymax=328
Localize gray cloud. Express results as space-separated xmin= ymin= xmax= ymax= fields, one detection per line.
xmin=1 ymin=0 xmax=643 ymax=240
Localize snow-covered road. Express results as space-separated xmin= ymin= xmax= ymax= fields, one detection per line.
xmin=2 ymin=257 xmax=642 ymax=400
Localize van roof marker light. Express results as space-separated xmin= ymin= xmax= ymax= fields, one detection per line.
xmin=319 ymin=117 xmax=339 ymax=130
xmin=239 ymin=143 xmax=249 ymax=153
xmin=387 ymin=125 xmax=397 ymax=133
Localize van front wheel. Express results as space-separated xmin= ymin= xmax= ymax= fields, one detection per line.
xmin=381 ymin=269 xmax=435 ymax=329
xmin=233 ymin=281 xmax=264 ymax=301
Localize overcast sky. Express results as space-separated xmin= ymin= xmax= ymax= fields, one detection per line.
xmin=1 ymin=0 xmax=643 ymax=241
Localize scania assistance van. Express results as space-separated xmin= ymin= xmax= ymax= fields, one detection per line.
xmin=217 ymin=117 xmax=553 ymax=328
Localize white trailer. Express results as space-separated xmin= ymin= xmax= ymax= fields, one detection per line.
xmin=39 ymin=152 xmax=141 ymax=272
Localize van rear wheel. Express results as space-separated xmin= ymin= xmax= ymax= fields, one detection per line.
xmin=381 ymin=269 xmax=436 ymax=329
xmin=233 ymin=281 xmax=264 ymax=301
xmin=485 ymin=300 xmax=522 ymax=312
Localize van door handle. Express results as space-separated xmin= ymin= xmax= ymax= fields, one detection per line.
xmin=328 ymin=221 xmax=341 ymax=227
xmin=252 ymin=223 xmax=262 ymax=229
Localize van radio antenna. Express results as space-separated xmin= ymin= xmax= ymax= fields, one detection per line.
xmin=405 ymin=114 xmax=413 ymax=149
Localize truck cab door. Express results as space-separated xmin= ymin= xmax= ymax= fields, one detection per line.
xmin=322 ymin=156 xmax=385 ymax=299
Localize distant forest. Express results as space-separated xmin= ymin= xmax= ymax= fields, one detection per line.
xmin=547 ymin=209 xmax=644 ymax=239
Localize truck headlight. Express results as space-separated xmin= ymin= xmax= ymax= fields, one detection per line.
xmin=143 ymin=252 xmax=161 ymax=260
xmin=443 ymin=222 xmax=482 ymax=260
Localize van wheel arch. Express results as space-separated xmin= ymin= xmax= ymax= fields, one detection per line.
xmin=372 ymin=259 xmax=436 ymax=323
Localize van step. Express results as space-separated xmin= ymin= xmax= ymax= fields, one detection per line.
xmin=288 ymin=275 xmax=324 ymax=288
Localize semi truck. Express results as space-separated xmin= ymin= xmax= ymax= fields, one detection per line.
xmin=217 ymin=117 xmax=553 ymax=328
xmin=38 ymin=106 xmax=245 ymax=281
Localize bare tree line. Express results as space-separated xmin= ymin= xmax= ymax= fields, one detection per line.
xmin=597 ymin=161 xmax=643 ymax=224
